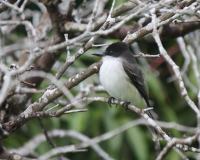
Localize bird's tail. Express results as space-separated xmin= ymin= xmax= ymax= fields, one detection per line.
xmin=146 ymin=111 xmax=162 ymax=142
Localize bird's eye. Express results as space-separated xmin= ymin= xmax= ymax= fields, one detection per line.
xmin=109 ymin=51 xmax=113 ymax=55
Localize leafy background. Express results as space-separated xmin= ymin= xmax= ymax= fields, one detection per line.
xmin=1 ymin=0 xmax=199 ymax=159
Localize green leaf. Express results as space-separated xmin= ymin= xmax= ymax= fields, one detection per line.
xmin=126 ymin=126 xmax=148 ymax=160
xmin=68 ymin=112 xmax=88 ymax=132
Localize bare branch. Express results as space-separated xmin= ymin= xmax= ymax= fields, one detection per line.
xmin=151 ymin=7 xmax=199 ymax=114
xmin=156 ymin=134 xmax=199 ymax=160
xmin=11 ymin=129 xmax=114 ymax=160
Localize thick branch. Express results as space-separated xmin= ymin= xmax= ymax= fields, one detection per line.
xmin=2 ymin=61 xmax=102 ymax=137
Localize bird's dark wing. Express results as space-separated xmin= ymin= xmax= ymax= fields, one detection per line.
xmin=123 ymin=61 xmax=150 ymax=107
xmin=123 ymin=60 xmax=161 ymax=141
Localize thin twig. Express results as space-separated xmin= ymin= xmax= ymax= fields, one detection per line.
xmin=38 ymin=117 xmax=56 ymax=148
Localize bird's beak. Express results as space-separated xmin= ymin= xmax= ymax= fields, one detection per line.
xmin=92 ymin=52 xmax=105 ymax=57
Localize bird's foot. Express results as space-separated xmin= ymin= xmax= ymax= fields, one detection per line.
xmin=108 ymin=97 xmax=118 ymax=108
xmin=123 ymin=101 xmax=131 ymax=112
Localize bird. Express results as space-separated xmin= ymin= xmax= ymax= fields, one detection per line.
xmin=92 ymin=42 xmax=160 ymax=141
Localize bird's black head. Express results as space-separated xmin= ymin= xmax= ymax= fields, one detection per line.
xmin=105 ymin=42 xmax=130 ymax=57
xmin=92 ymin=42 xmax=130 ymax=58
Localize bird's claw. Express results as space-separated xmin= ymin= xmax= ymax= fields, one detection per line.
xmin=108 ymin=97 xmax=118 ymax=108
xmin=123 ymin=101 xmax=131 ymax=112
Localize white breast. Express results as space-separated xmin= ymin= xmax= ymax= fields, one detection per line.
xmin=99 ymin=56 xmax=146 ymax=108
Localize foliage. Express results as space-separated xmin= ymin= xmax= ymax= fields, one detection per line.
xmin=0 ymin=0 xmax=200 ymax=160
